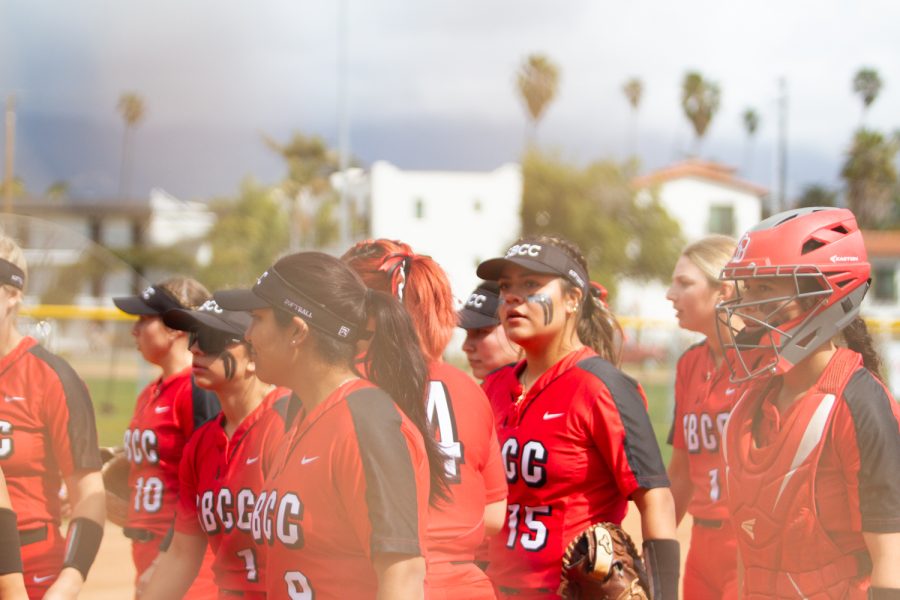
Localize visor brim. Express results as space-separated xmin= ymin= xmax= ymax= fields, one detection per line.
xmin=162 ymin=308 xmax=249 ymax=337
xmin=213 ymin=289 xmax=271 ymax=312
xmin=458 ymin=309 xmax=501 ymax=330
xmin=476 ymin=257 xmax=562 ymax=281
xmin=112 ymin=296 xmax=158 ymax=316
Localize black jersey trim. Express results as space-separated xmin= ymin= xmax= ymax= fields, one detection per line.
xmin=576 ymin=357 xmax=670 ymax=490
xmin=29 ymin=345 xmax=102 ymax=471
xmin=843 ymin=368 xmax=900 ymax=533
xmin=191 ymin=377 xmax=221 ymax=430
xmin=271 ymin=391 xmax=293 ymax=428
xmin=346 ymin=387 xmax=422 ymax=556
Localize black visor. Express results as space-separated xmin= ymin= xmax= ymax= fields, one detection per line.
xmin=458 ymin=281 xmax=502 ymax=330
xmin=113 ymin=285 xmax=185 ymax=316
xmin=162 ymin=299 xmax=251 ymax=338
xmin=215 ymin=267 xmax=368 ymax=343
xmin=0 ymin=258 xmax=25 ymax=290
xmin=477 ymin=242 xmax=588 ymax=291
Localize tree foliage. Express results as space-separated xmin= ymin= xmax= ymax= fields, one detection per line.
xmin=853 ymin=68 xmax=882 ymax=113
xmin=742 ymin=108 xmax=759 ymax=137
xmin=622 ymin=78 xmax=643 ymax=111
xmin=516 ymin=53 xmax=560 ymax=141
xmin=199 ymin=178 xmax=289 ymax=290
xmin=793 ymin=184 xmax=837 ymax=209
xmin=521 ymin=150 xmax=683 ymax=296
xmin=681 ymin=71 xmax=720 ymax=152
xmin=117 ymin=92 xmax=146 ymax=198
xmin=841 ymin=128 xmax=900 ymax=229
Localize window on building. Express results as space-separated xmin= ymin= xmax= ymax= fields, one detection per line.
xmin=708 ymin=204 xmax=735 ymax=236
xmin=414 ymin=197 xmax=425 ymax=219
xmin=873 ymin=265 xmax=897 ymax=302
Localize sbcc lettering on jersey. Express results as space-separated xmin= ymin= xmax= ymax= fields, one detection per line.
xmin=124 ymin=428 xmax=159 ymax=464
xmin=683 ymin=412 xmax=730 ymax=453
xmin=250 ymin=490 xmax=305 ymax=550
xmin=0 ymin=420 xmax=13 ymax=458
xmin=198 ymin=487 xmax=258 ymax=534
xmin=501 ymin=437 xmax=548 ymax=488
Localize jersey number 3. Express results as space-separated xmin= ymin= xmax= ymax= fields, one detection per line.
xmin=426 ymin=382 xmax=464 ymax=484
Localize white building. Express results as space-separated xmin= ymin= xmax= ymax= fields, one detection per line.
xmin=367 ymin=161 xmax=523 ymax=302
xmin=617 ymin=159 xmax=767 ymax=344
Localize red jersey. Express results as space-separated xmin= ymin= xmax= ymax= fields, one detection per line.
xmin=0 ymin=336 xmax=101 ymax=528
xmin=254 ymin=379 xmax=430 ymax=600
xmin=125 ymin=366 xmax=220 ymax=534
xmin=483 ymin=347 xmax=669 ymax=591
xmin=176 ymin=387 xmax=291 ymax=593
xmin=668 ymin=341 xmax=742 ymax=520
xmin=724 ymin=349 xmax=900 ymax=598
xmin=425 ymin=362 xmax=506 ymax=594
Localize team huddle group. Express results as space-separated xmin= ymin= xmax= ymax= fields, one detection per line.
xmin=0 ymin=206 xmax=898 ymax=600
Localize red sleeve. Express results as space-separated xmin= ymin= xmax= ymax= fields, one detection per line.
xmin=36 ymin=349 xmax=101 ymax=475
xmin=482 ymin=420 xmax=507 ymax=504
xmin=174 ymin=432 xmax=202 ymax=535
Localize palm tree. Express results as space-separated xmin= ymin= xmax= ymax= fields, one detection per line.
xmin=516 ymin=53 xmax=560 ymax=145
xmin=741 ymin=108 xmax=760 ymax=173
xmin=622 ymin=77 xmax=643 ymax=158
xmin=117 ymin=92 xmax=146 ymax=199
xmin=681 ymin=71 xmax=720 ymax=155
xmin=841 ymin=128 xmax=900 ymax=228
xmin=852 ymin=68 xmax=882 ymax=125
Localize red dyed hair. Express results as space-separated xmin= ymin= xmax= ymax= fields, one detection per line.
xmin=341 ymin=239 xmax=456 ymax=362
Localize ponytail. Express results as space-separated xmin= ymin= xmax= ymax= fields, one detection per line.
xmin=362 ymin=289 xmax=450 ymax=506
xmin=577 ymin=290 xmax=624 ymax=365
xmin=843 ymin=317 xmax=884 ymax=382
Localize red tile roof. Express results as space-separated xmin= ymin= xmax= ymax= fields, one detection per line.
xmin=633 ymin=159 xmax=769 ymax=197
xmin=862 ymin=229 xmax=900 ymax=257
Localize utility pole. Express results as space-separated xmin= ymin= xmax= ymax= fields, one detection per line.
xmin=337 ymin=0 xmax=351 ymax=247
xmin=3 ymin=95 xmax=15 ymax=214
xmin=776 ymin=78 xmax=788 ymax=214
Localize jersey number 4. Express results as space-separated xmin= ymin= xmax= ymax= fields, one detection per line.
xmin=426 ymin=382 xmax=464 ymax=484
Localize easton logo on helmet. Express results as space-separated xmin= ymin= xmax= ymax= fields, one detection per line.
xmin=830 ymin=255 xmax=859 ymax=263
xmin=505 ymin=244 xmax=542 ymax=258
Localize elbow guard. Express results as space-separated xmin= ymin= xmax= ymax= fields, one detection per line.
xmin=642 ymin=538 xmax=680 ymax=600
xmin=63 ymin=517 xmax=104 ymax=580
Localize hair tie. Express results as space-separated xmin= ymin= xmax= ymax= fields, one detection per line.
xmin=589 ymin=281 xmax=609 ymax=308
xmin=378 ymin=252 xmax=414 ymax=302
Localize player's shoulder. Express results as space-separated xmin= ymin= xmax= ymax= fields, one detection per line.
xmin=677 ymin=339 xmax=708 ymax=364
xmin=574 ymin=355 xmax=639 ymax=390
xmin=842 ymin=367 xmax=900 ymax=435
xmin=26 ymin=342 xmax=90 ymax=399
xmin=259 ymin=387 xmax=295 ymax=431
xmin=482 ymin=362 xmax=519 ymax=391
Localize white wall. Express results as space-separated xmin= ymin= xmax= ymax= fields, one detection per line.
xmin=147 ymin=189 xmax=216 ymax=247
xmin=369 ymin=161 xmax=522 ymax=301
xmin=652 ymin=177 xmax=762 ymax=241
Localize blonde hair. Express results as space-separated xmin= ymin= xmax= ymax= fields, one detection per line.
xmin=0 ymin=233 xmax=28 ymax=293
xmin=156 ymin=276 xmax=209 ymax=310
xmin=682 ymin=235 xmax=737 ymax=286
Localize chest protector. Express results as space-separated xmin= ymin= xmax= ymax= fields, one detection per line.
xmin=723 ymin=348 xmax=869 ymax=599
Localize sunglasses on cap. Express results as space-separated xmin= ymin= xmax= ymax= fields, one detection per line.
xmin=188 ymin=328 xmax=243 ymax=355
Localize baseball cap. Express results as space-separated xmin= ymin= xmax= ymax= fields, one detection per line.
xmin=162 ymin=299 xmax=250 ymax=338
xmin=458 ymin=281 xmax=502 ymax=330
xmin=214 ymin=266 xmax=368 ymax=343
xmin=113 ymin=285 xmax=185 ymax=316
xmin=477 ymin=241 xmax=588 ymax=291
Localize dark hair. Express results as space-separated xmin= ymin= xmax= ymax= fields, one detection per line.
xmin=842 ymin=317 xmax=883 ymax=381
xmin=271 ymin=252 xmax=449 ymax=505
xmin=523 ymin=235 xmax=623 ymax=364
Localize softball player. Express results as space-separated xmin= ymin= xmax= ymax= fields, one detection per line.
xmin=459 ymin=281 xmax=521 ymax=380
xmin=717 ymin=207 xmax=900 ymax=598
xmin=0 ymin=467 xmax=28 ymax=599
xmin=139 ymin=299 xmax=290 ymax=599
xmin=477 ymin=236 xmax=680 ymax=600
xmin=342 ymin=240 xmax=507 ymax=599
xmin=664 ymin=235 xmax=740 ymax=599
xmin=0 ymin=234 xmax=105 ymax=600
xmin=214 ymin=251 xmax=449 ymax=600
xmin=113 ymin=278 xmax=221 ymax=598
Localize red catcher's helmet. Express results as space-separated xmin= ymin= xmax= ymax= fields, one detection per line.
xmin=716 ymin=207 xmax=871 ymax=381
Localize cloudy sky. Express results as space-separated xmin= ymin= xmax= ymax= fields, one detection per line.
xmin=2 ymin=0 xmax=898 ymax=202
